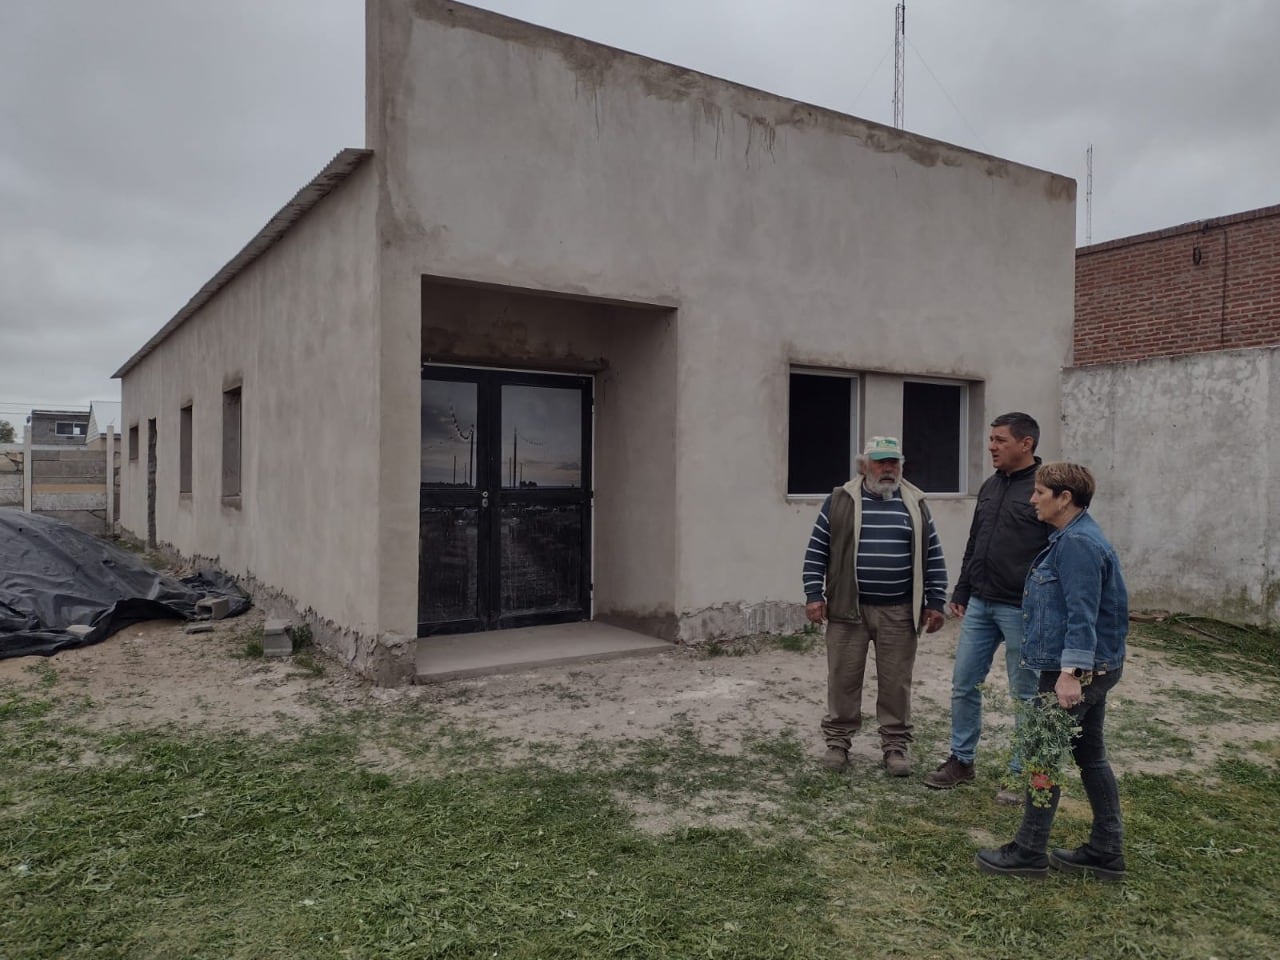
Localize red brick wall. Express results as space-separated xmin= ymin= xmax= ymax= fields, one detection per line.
xmin=1075 ymin=205 xmax=1280 ymax=365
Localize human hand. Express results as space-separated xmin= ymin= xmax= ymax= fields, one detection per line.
xmin=1055 ymin=672 xmax=1083 ymax=709
xmin=947 ymin=602 xmax=966 ymax=619
xmin=805 ymin=601 xmax=827 ymax=625
xmin=921 ymin=609 xmax=945 ymax=634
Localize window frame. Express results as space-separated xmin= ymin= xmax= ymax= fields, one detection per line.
xmin=786 ymin=366 xmax=861 ymax=498
xmin=901 ymin=376 xmax=970 ymax=495
xmin=221 ymin=386 xmax=242 ymax=502
xmin=179 ymin=404 xmax=194 ymax=497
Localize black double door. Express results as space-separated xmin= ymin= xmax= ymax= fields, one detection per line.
xmin=418 ymin=366 xmax=592 ymax=635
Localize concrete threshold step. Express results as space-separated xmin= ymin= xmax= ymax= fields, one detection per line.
xmin=414 ymin=620 xmax=671 ymax=683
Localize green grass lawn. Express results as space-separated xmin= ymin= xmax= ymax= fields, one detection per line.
xmin=3 ymin=623 xmax=1279 ymax=959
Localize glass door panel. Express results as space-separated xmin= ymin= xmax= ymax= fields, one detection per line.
xmin=419 ymin=376 xmax=485 ymax=632
xmin=499 ymin=383 xmax=583 ymax=489
xmin=419 ymin=367 xmax=591 ymax=635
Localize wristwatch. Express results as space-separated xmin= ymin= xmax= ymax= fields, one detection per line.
xmin=1064 ymin=667 xmax=1092 ymax=679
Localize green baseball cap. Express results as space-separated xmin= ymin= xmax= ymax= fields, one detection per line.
xmin=863 ymin=436 xmax=903 ymax=460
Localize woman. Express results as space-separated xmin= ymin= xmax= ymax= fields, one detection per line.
xmin=975 ymin=461 xmax=1129 ymax=881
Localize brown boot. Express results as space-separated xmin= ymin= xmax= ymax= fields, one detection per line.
xmin=923 ymin=755 xmax=975 ymax=789
xmin=883 ymin=748 xmax=913 ymax=777
xmin=822 ymin=746 xmax=850 ymax=772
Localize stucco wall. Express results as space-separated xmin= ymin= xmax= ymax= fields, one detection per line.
xmin=120 ymin=161 xmax=382 ymax=650
xmin=1062 ymin=348 xmax=1279 ymax=626
xmin=369 ymin=0 xmax=1075 ymax=639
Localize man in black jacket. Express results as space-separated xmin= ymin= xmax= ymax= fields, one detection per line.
xmin=923 ymin=412 xmax=1052 ymax=801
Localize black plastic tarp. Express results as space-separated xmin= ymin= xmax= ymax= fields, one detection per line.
xmin=0 ymin=509 xmax=250 ymax=659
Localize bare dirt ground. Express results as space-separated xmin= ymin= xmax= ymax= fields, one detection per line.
xmin=5 ymin=611 xmax=1278 ymax=782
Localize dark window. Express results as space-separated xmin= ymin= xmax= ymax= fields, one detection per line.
xmin=788 ymin=371 xmax=858 ymax=495
xmin=902 ymin=380 xmax=966 ymax=493
xmin=128 ymin=425 xmax=139 ymax=461
xmin=179 ymin=405 xmax=193 ymax=495
xmin=222 ymin=387 xmax=242 ymax=499
xmin=55 ymin=421 xmax=85 ymax=436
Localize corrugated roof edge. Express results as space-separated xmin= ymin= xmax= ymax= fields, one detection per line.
xmin=112 ymin=147 xmax=374 ymax=379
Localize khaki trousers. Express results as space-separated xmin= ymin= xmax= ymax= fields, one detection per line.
xmin=822 ymin=603 xmax=918 ymax=752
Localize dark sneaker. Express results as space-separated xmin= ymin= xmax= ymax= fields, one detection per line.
xmin=883 ymin=748 xmax=912 ymax=777
xmin=923 ymin=755 xmax=975 ymax=790
xmin=1049 ymin=845 xmax=1127 ymax=882
xmin=822 ymin=746 xmax=850 ymax=772
xmin=976 ymin=841 xmax=1049 ymax=879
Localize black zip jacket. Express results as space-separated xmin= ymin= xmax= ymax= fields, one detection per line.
xmin=950 ymin=458 xmax=1052 ymax=608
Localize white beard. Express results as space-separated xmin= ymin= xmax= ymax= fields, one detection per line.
xmin=867 ymin=476 xmax=901 ymax=500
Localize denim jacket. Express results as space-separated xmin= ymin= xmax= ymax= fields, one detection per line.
xmin=1020 ymin=510 xmax=1128 ymax=673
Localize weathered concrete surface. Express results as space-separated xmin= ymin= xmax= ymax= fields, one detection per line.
xmin=118 ymin=159 xmax=381 ymax=641
xmin=372 ymin=0 xmax=1075 ymax=641
xmin=117 ymin=0 xmax=1075 ymax=670
xmin=1063 ymin=347 xmax=1279 ymax=626
xmin=3 ymin=446 xmax=115 ymax=532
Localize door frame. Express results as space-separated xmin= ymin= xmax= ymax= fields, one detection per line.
xmin=418 ymin=363 xmax=594 ymax=636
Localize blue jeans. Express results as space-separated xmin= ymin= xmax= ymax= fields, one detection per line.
xmin=948 ymin=597 xmax=1039 ymax=770
xmin=1015 ymin=667 xmax=1124 ymax=856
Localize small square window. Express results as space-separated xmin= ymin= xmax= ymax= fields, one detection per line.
xmin=788 ymin=370 xmax=859 ymax=495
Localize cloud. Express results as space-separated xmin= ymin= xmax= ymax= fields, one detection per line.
xmin=3 ymin=0 xmax=1276 ymax=409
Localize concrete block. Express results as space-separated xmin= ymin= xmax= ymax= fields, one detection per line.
xmin=185 ymin=622 xmax=215 ymax=634
xmin=196 ymin=596 xmax=232 ymax=620
xmin=371 ymin=633 xmax=416 ymax=687
xmin=263 ymin=619 xmax=292 ymax=658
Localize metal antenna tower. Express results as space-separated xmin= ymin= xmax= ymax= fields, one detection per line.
xmin=1086 ymin=144 xmax=1093 ymax=244
xmin=893 ymin=2 xmax=905 ymax=128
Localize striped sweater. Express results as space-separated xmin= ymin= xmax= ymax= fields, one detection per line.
xmin=803 ymin=487 xmax=947 ymax=608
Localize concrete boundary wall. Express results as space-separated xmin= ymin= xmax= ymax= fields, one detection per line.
xmin=0 ymin=445 xmax=120 ymax=534
xmin=1062 ymin=346 xmax=1279 ymax=626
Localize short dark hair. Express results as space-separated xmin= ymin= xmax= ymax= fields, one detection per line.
xmin=1036 ymin=461 xmax=1095 ymax=509
xmin=990 ymin=411 xmax=1040 ymax=452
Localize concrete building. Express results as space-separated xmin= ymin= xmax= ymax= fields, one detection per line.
xmin=1067 ymin=203 xmax=1280 ymax=626
xmin=27 ymin=409 xmax=90 ymax=446
xmin=115 ymin=0 xmax=1075 ymax=682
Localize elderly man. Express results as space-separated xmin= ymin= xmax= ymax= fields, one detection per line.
xmin=802 ymin=436 xmax=947 ymax=776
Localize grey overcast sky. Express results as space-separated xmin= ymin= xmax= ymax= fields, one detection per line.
xmin=3 ymin=0 xmax=1278 ymax=426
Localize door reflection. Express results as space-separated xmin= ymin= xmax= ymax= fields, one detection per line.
xmin=421 ymin=380 xmax=478 ymax=487
xmin=500 ymin=384 xmax=582 ymax=489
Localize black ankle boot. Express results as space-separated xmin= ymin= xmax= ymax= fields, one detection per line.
xmin=1049 ymin=844 xmax=1126 ymax=881
xmin=976 ymin=841 xmax=1049 ymax=879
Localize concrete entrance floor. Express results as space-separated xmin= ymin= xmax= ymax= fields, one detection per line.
xmin=414 ymin=620 xmax=671 ymax=682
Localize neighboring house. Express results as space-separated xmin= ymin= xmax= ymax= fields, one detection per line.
xmin=85 ymin=400 xmax=123 ymax=451
xmin=114 ymin=0 xmax=1076 ymax=683
xmin=28 ymin=409 xmax=90 ymax=446
xmin=1066 ymin=202 xmax=1280 ymax=625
